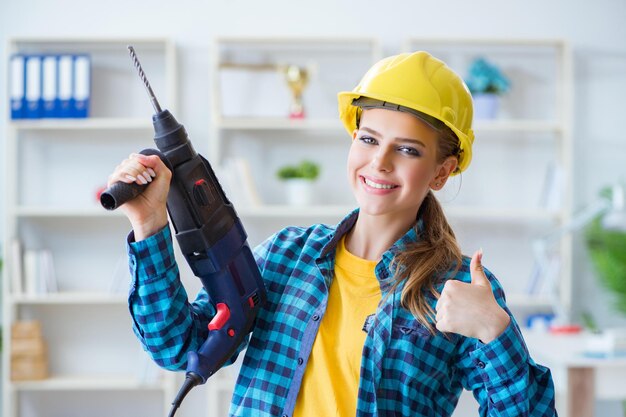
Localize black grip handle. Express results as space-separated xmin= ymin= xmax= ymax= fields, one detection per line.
xmin=100 ymin=148 xmax=171 ymax=211
xmin=100 ymin=181 xmax=147 ymax=211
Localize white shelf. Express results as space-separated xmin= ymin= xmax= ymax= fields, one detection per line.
xmin=10 ymin=292 xmax=127 ymax=305
xmin=215 ymin=36 xmax=380 ymax=50
xmin=237 ymin=205 xmax=354 ymax=218
xmin=236 ymin=205 xmax=560 ymax=223
xmin=506 ymin=293 xmax=554 ymax=309
xmin=216 ymin=117 xmax=344 ymax=131
xmin=443 ymin=206 xmax=561 ymax=222
xmin=216 ymin=118 xmax=560 ymax=134
xmin=3 ymin=36 xmax=177 ymax=417
xmin=13 ymin=206 xmax=125 ymax=218
xmin=11 ymin=375 xmax=166 ymax=391
xmin=473 ymin=119 xmax=562 ymax=133
xmin=11 ymin=36 xmax=172 ymax=46
xmin=14 ymin=204 xmax=557 ymax=223
xmin=405 ymin=37 xmax=566 ymax=47
xmin=209 ymin=37 xmax=571 ymax=417
xmin=9 ymin=118 xmax=153 ymax=131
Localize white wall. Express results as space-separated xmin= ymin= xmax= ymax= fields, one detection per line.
xmin=1 ymin=0 xmax=625 ymax=415
xmin=3 ymin=0 xmax=625 ymax=324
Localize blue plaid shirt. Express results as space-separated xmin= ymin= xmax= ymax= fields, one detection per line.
xmin=128 ymin=209 xmax=556 ymax=417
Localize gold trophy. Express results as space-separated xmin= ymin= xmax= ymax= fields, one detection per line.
xmin=282 ymin=65 xmax=309 ymax=119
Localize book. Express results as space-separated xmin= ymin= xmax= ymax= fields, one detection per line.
xmin=24 ymin=55 xmax=42 ymax=119
xmin=23 ymin=249 xmax=58 ymax=294
xmin=58 ymin=55 xmax=73 ymax=118
xmin=23 ymin=250 xmax=40 ymax=295
xmin=526 ymin=253 xmax=561 ymax=296
xmin=40 ymin=249 xmax=58 ymax=293
xmin=42 ymin=55 xmax=58 ymax=118
xmin=10 ymin=238 xmax=24 ymax=294
xmin=10 ymin=54 xmax=26 ymax=119
xmin=73 ymin=54 xmax=91 ymax=118
xmin=218 ymin=158 xmax=263 ymax=207
xmin=539 ymin=162 xmax=565 ymax=211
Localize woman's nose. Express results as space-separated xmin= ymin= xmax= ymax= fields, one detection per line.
xmin=370 ymin=149 xmax=393 ymax=172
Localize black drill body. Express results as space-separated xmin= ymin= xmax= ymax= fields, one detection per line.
xmin=99 ymin=46 xmax=267 ymax=417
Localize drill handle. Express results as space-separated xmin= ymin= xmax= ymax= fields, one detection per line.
xmin=100 ymin=148 xmax=173 ymax=210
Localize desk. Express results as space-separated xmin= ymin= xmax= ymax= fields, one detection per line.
xmin=524 ymin=331 xmax=626 ymax=417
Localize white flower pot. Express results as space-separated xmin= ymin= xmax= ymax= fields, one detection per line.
xmin=284 ymin=179 xmax=315 ymax=206
xmin=473 ymin=93 xmax=500 ymax=120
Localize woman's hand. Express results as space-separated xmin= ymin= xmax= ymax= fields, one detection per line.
xmin=435 ymin=250 xmax=511 ymax=343
xmin=107 ymin=153 xmax=172 ymax=241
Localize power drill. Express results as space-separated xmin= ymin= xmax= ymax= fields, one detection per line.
xmin=100 ymin=46 xmax=267 ymax=417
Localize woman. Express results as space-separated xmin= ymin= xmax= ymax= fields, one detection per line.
xmin=110 ymin=51 xmax=556 ymax=416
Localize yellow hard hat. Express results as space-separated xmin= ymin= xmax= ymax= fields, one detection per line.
xmin=338 ymin=51 xmax=475 ymax=174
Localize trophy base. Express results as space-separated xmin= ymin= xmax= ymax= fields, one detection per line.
xmin=289 ymin=110 xmax=305 ymax=119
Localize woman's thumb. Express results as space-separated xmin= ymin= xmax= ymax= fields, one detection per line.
xmin=470 ymin=248 xmax=489 ymax=286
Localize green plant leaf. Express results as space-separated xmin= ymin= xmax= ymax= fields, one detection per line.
xmin=276 ymin=160 xmax=320 ymax=180
xmin=585 ymin=217 xmax=626 ymax=315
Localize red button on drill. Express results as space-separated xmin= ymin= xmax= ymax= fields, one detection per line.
xmin=193 ymin=179 xmax=212 ymax=206
xmin=208 ymin=303 xmax=231 ymax=331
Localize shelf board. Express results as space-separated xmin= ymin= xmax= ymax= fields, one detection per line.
xmin=236 ymin=205 xmax=560 ymax=223
xmin=10 ymin=375 xmax=166 ymax=391
xmin=216 ymin=117 xmax=344 ymax=131
xmin=13 ymin=205 xmax=558 ymax=223
xmin=10 ymin=292 xmax=127 ymax=305
xmin=473 ymin=119 xmax=562 ymax=133
xmin=215 ymin=118 xmax=561 ymax=133
xmin=237 ymin=205 xmax=354 ymax=218
xmin=406 ymin=37 xmax=565 ymax=47
xmin=443 ymin=206 xmax=561 ymax=222
xmin=14 ymin=207 xmax=125 ymax=218
xmin=506 ymin=293 xmax=554 ymax=308
xmin=11 ymin=36 xmax=171 ymax=45
xmin=9 ymin=118 xmax=153 ymax=131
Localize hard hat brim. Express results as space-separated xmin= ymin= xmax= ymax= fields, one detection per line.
xmin=337 ymin=91 xmax=474 ymax=174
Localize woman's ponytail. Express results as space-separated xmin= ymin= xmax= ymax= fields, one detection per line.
xmin=391 ymin=189 xmax=462 ymax=333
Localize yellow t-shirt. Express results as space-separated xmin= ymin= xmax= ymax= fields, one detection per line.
xmin=293 ymin=236 xmax=382 ymax=417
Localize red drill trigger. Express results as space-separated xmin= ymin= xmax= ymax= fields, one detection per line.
xmin=208 ymin=303 xmax=231 ymax=331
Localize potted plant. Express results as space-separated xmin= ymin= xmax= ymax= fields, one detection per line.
xmin=585 ymin=187 xmax=626 ymax=316
xmin=276 ymin=160 xmax=320 ymax=206
xmin=465 ymin=57 xmax=511 ymax=120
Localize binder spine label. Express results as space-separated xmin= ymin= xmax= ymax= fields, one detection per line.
xmin=10 ymin=55 xmax=25 ymax=120
xmin=25 ymin=55 xmax=42 ymax=119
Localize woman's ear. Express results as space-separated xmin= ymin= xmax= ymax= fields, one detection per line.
xmin=352 ymin=129 xmax=359 ymax=141
xmin=430 ymin=157 xmax=458 ymax=190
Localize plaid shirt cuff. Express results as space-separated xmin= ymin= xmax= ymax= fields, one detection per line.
xmin=126 ymin=224 xmax=176 ymax=283
xmin=470 ymin=317 xmax=529 ymax=386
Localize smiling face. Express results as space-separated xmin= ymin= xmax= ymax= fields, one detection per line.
xmin=347 ymin=108 xmax=457 ymax=224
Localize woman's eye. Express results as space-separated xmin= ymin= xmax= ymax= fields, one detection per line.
xmin=398 ymin=146 xmax=421 ymax=157
xmin=359 ymin=136 xmax=377 ymax=145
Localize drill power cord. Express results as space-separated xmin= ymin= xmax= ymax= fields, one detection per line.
xmin=168 ymin=373 xmax=202 ymax=417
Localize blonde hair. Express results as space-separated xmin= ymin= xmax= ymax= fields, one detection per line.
xmin=390 ymin=125 xmax=463 ymax=333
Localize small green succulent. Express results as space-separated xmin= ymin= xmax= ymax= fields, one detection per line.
xmin=276 ymin=160 xmax=320 ymax=181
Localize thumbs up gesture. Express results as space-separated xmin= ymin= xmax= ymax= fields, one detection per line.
xmin=435 ymin=249 xmax=511 ymax=343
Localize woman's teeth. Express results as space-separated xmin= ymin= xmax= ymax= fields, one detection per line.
xmin=364 ymin=178 xmax=396 ymax=189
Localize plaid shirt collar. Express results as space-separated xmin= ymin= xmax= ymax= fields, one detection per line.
xmin=318 ymin=207 xmax=424 ymax=292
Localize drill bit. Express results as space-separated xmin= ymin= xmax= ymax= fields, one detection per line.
xmin=128 ymin=45 xmax=162 ymax=114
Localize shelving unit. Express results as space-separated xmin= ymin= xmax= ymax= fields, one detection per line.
xmin=2 ymin=37 xmax=178 ymax=417
xmin=2 ymin=35 xmax=573 ymax=417
xmin=209 ymin=36 xmax=572 ymax=309
xmin=209 ymin=37 xmax=382 ymax=244
xmin=405 ymin=38 xmax=573 ymax=317
xmin=205 ymin=36 xmax=382 ymax=416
